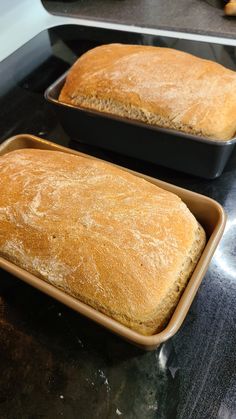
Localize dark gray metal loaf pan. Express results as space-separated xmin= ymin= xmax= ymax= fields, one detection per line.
xmin=45 ymin=71 xmax=236 ymax=179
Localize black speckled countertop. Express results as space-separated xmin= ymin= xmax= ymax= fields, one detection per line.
xmin=43 ymin=0 xmax=236 ymax=39
xmin=0 ymin=23 xmax=236 ymax=419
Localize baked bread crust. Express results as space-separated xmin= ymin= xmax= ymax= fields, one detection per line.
xmin=225 ymin=1 xmax=236 ymax=16
xmin=59 ymin=43 xmax=236 ymax=141
xmin=0 ymin=149 xmax=206 ymax=335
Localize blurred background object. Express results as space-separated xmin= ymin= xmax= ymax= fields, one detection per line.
xmin=225 ymin=0 xmax=236 ymax=15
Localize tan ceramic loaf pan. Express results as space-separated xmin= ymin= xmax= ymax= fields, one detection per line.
xmin=0 ymin=135 xmax=226 ymax=350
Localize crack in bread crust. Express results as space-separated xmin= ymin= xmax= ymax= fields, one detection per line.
xmin=70 ymin=94 xmax=209 ymax=139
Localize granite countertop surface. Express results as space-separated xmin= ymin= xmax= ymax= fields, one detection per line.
xmin=0 ymin=22 xmax=236 ymax=419
xmin=43 ymin=0 xmax=236 ymax=39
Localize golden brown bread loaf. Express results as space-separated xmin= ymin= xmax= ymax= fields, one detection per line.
xmin=59 ymin=43 xmax=236 ymax=141
xmin=0 ymin=149 xmax=206 ymax=335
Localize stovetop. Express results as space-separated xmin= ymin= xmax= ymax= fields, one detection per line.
xmin=0 ymin=25 xmax=236 ymax=419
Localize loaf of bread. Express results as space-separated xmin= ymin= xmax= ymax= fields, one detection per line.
xmin=59 ymin=43 xmax=236 ymax=141
xmin=0 ymin=149 xmax=206 ymax=335
xmin=225 ymin=1 xmax=236 ymax=15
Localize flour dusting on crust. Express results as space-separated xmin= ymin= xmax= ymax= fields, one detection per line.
xmin=0 ymin=149 xmax=205 ymax=334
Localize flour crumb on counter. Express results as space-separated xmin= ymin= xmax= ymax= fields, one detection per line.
xmin=148 ymin=401 xmax=158 ymax=411
xmin=76 ymin=336 xmax=84 ymax=348
xmin=98 ymin=369 xmax=111 ymax=392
